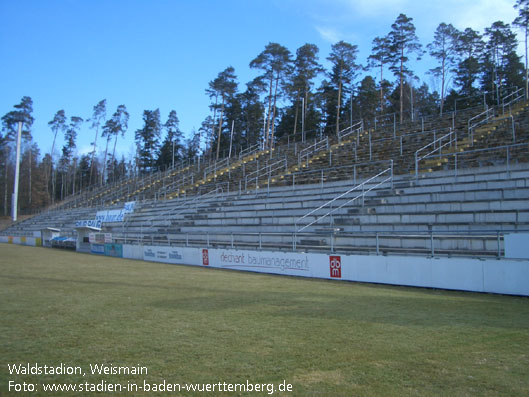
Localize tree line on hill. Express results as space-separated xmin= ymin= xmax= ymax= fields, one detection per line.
xmin=2 ymin=3 xmax=529 ymax=216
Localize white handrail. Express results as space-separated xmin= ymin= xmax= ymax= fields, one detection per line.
xmin=239 ymin=143 xmax=261 ymax=159
xmin=468 ymin=108 xmax=494 ymax=133
xmin=298 ymin=137 xmax=329 ymax=165
xmin=295 ymin=163 xmax=393 ymax=233
xmin=338 ymin=120 xmax=363 ymax=142
xmin=244 ymin=158 xmax=287 ymax=190
xmin=414 ymin=129 xmax=456 ymax=178
xmin=204 ymin=157 xmax=230 ymax=178
xmin=502 ymin=87 xmax=524 ymax=115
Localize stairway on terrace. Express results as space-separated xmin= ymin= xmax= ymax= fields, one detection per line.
xmin=417 ymin=100 xmax=529 ymax=174
xmin=259 ymin=105 xmax=487 ymax=190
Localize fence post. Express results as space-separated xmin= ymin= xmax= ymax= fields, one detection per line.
xmin=415 ymin=152 xmax=419 ymax=180
xmin=430 ymin=232 xmax=434 ymax=257
xmin=497 ymin=231 xmax=501 ymax=258
xmin=369 ymin=132 xmax=372 ymax=161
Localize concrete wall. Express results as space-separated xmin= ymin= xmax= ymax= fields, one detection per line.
xmin=505 ymin=233 xmax=529 ymax=259
xmin=2 ymin=237 xmax=527 ymax=296
xmin=0 ymin=235 xmax=41 ymax=246
xmin=119 ymin=245 xmax=529 ymax=296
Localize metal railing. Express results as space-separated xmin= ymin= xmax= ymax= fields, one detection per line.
xmin=443 ymin=142 xmax=529 ymax=176
xmin=239 ymin=143 xmax=262 ymax=159
xmin=298 ymin=136 xmax=329 ymax=166
xmin=338 ymin=120 xmax=363 ymax=143
xmin=415 ymin=129 xmax=456 ymax=178
xmin=281 ymin=160 xmax=393 ymax=190
xmin=112 ymin=227 xmax=514 ymax=258
xmin=468 ymin=107 xmax=495 ymax=144
xmin=502 ymin=87 xmax=525 ymax=115
xmin=204 ymin=157 xmax=230 ymax=178
xmin=295 ymin=162 xmax=393 ymax=233
xmin=244 ymin=157 xmax=288 ymax=191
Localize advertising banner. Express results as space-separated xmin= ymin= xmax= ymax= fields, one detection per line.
xmin=142 ymin=246 xmax=199 ymax=265
xmin=96 ymin=209 xmax=125 ymax=223
xmin=208 ymin=249 xmax=314 ymax=277
xmin=90 ymin=244 xmax=105 ymax=255
xmin=123 ymin=201 xmax=136 ymax=213
xmin=104 ymin=243 xmax=123 ymax=258
xmin=89 ymin=233 xmax=112 ymax=244
xmin=75 ymin=219 xmax=102 ymax=228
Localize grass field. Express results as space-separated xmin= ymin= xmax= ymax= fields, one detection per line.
xmin=1 ymin=244 xmax=529 ymax=396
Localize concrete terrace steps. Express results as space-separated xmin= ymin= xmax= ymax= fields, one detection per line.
xmin=108 ymin=165 xmax=529 ymax=246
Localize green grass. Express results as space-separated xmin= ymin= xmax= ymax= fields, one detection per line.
xmin=1 ymin=244 xmax=529 ymax=396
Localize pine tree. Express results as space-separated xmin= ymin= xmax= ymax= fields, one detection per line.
xmin=368 ymin=36 xmax=391 ymax=113
xmin=87 ymin=99 xmax=106 ymax=185
xmin=135 ymin=109 xmax=161 ymax=173
xmin=250 ymin=43 xmax=292 ymax=148
xmin=481 ymin=21 xmax=523 ymax=103
xmin=157 ymin=110 xmax=183 ymax=169
xmin=1 ymin=96 xmax=34 ymax=142
xmin=59 ymin=116 xmax=83 ymax=197
xmin=206 ymin=67 xmax=238 ymax=159
xmin=240 ymin=78 xmax=266 ymax=147
xmin=453 ymin=28 xmax=484 ymax=99
xmin=284 ymin=44 xmax=323 ymax=139
xmin=387 ymin=13 xmax=424 ymax=123
xmin=47 ymin=110 xmax=67 ymax=201
xmin=427 ymin=23 xmax=460 ymax=115
xmin=101 ymin=105 xmax=129 ymax=183
xmin=514 ymin=0 xmax=529 ymax=97
xmin=327 ymin=41 xmax=361 ymax=135
xmin=353 ymin=76 xmax=379 ymax=121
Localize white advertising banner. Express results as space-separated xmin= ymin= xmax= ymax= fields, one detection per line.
xmin=142 ymin=245 xmax=199 ymax=266
xmin=75 ymin=219 xmax=102 ymax=228
xmin=96 ymin=209 xmax=125 ymax=223
xmin=113 ymin=243 xmax=529 ymax=296
xmin=123 ymin=201 xmax=136 ymax=214
xmin=89 ymin=232 xmax=112 ymax=244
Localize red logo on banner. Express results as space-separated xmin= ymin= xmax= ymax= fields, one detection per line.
xmin=202 ymin=249 xmax=209 ymax=266
xmin=329 ymin=256 xmax=341 ymax=278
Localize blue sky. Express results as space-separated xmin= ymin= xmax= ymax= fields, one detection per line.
xmin=0 ymin=0 xmax=520 ymax=160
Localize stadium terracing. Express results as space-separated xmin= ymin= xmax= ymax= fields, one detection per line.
xmin=2 ymin=89 xmax=529 ymax=295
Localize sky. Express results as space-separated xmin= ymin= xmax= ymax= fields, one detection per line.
xmin=0 ymin=0 xmax=520 ymax=160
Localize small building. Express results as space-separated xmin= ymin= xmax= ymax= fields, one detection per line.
xmin=75 ymin=226 xmax=101 ymax=253
xmin=41 ymin=227 xmax=61 ymax=248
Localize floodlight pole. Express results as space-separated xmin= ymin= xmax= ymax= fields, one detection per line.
xmin=12 ymin=121 xmax=23 ymax=222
